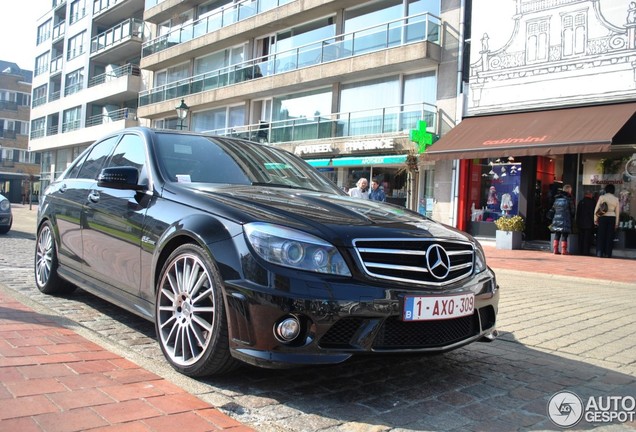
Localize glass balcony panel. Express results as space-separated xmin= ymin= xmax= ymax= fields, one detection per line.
xmin=193 ymin=21 xmax=207 ymax=39
xmin=237 ymin=1 xmax=257 ymax=20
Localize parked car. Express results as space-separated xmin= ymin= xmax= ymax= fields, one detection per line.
xmin=35 ymin=127 xmax=499 ymax=377
xmin=0 ymin=193 xmax=12 ymax=234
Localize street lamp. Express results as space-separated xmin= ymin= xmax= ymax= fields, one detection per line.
xmin=175 ymin=99 xmax=189 ymax=130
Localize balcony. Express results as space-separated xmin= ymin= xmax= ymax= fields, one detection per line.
xmin=200 ymin=102 xmax=438 ymax=145
xmin=142 ymin=0 xmax=292 ymax=57
xmin=52 ymin=21 xmax=66 ymax=41
xmin=90 ymin=18 xmax=144 ymax=64
xmin=93 ymin=0 xmax=145 ymax=25
xmin=50 ymin=55 xmax=64 ymax=75
xmin=87 ymin=64 xmax=143 ymax=104
xmin=139 ymin=13 xmax=441 ymax=107
xmin=86 ymin=107 xmax=137 ymax=127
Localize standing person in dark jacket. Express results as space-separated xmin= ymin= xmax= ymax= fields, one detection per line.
xmin=549 ymin=184 xmax=575 ymax=255
xmin=368 ymin=179 xmax=386 ymax=202
xmin=576 ymin=191 xmax=596 ymax=255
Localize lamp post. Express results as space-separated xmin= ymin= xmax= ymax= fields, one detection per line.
xmin=175 ymin=99 xmax=189 ymax=130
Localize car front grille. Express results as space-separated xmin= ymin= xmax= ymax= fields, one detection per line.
xmin=352 ymin=238 xmax=475 ymax=286
xmin=319 ymin=312 xmax=482 ymax=350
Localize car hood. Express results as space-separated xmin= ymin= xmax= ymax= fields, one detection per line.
xmin=169 ymin=184 xmax=473 ymax=245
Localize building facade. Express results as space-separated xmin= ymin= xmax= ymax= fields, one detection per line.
xmin=0 ymin=61 xmax=38 ymax=203
xmin=30 ymin=0 xmax=145 ymax=187
xmin=137 ymin=0 xmax=466 ymax=220
xmin=426 ymin=0 xmax=636 ymax=254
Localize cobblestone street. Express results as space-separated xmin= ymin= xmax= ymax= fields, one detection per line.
xmin=1 ymin=206 xmax=635 ymax=431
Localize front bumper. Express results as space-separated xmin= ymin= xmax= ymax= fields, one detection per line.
xmin=223 ymin=268 xmax=498 ymax=368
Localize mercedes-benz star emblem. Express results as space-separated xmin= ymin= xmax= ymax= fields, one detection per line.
xmin=426 ymin=244 xmax=451 ymax=280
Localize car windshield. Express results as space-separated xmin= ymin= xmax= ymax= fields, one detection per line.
xmin=155 ymin=133 xmax=343 ymax=194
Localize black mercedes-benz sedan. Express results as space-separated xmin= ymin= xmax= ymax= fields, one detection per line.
xmin=35 ymin=127 xmax=498 ymax=377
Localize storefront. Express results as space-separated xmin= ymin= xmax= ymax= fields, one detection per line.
xmin=424 ymin=103 xmax=636 ymax=253
xmin=306 ymin=154 xmax=412 ymax=207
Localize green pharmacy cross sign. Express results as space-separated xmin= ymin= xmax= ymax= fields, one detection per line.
xmin=410 ymin=120 xmax=437 ymax=154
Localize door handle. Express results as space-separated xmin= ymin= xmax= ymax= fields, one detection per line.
xmin=88 ymin=191 xmax=100 ymax=203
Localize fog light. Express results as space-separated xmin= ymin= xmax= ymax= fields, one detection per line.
xmin=274 ymin=316 xmax=301 ymax=342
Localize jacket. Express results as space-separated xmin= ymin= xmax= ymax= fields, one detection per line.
xmin=594 ymin=192 xmax=620 ymax=226
xmin=550 ymin=192 xmax=575 ymax=233
xmin=576 ymin=196 xmax=596 ymax=230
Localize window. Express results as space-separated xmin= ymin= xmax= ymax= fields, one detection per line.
xmin=70 ymin=0 xmax=87 ymax=24
xmin=64 ymin=68 xmax=84 ymax=96
xmin=37 ymin=20 xmax=52 ymax=45
xmin=33 ymin=85 xmax=48 ymax=107
xmin=35 ymin=53 xmax=50 ymax=77
xmin=105 ymin=134 xmax=146 ymax=172
xmin=67 ymin=31 xmax=86 ymax=60
xmin=76 ymin=136 xmax=119 ymax=179
xmin=526 ymin=19 xmax=549 ymax=63
xmin=192 ymin=105 xmax=246 ymax=133
xmin=562 ymin=11 xmax=586 ymax=57
xmin=153 ymin=62 xmax=189 ymax=87
xmin=62 ymin=106 xmax=82 ymax=132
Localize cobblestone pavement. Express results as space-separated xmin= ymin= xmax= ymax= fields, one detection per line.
xmin=1 ymin=211 xmax=635 ymax=431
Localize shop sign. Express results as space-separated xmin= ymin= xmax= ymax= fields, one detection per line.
xmin=305 ymin=155 xmax=408 ymax=168
xmin=587 ymin=174 xmax=624 ymax=186
xmin=344 ymin=139 xmax=394 ymax=152
xmin=294 ymin=144 xmax=333 ymax=155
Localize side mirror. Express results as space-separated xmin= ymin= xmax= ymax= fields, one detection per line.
xmin=98 ymin=166 xmax=141 ymax=190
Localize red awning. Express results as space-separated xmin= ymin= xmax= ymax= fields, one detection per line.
xmin=423 ymin=103 xmax=636 ymax=160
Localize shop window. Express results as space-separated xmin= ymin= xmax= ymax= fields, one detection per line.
xmin=469 ymin=158 xmax=522 ymax=224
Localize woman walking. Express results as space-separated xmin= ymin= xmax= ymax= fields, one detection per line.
xmin=549 ymin=184 xmax=575 ymax=255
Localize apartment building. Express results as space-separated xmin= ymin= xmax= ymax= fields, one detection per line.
xmin=29 ymin=0 xmax=466 ymax=222
xmin=138 ymin=0 xmax=466 ymax=219
xmin=29 ymin=0 xmax=145 ymax=186
xmin=0 ymin=61 xmax=38 ymax=203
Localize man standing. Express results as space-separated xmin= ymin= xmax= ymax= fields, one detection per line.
xmin=348 ymin=178 xmax=369 ymax=199
xmin=576 ymin=191 xmax=596 ymax=255
xmin=368 ymin=179 xmax=386 ymax=202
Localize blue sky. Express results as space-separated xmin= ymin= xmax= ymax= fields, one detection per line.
xmin=0 ymin=1 xmax=49 ymax=71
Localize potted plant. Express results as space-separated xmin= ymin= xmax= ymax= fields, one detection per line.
xmin=494 ymin=215 xmax=524 ymax=250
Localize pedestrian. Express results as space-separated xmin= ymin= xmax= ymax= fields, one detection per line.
xmin=548 ymin=184 xmax=575 ymax=255
xmin=368 ymin=179 xmax=386 ymax=202
xmin=594 ymin=184 xmax=621 ymax=258
xmin=576 ymin=190 xmax=596 ymax=255
xmin=348 ymin=178 xmax=369 ymax=199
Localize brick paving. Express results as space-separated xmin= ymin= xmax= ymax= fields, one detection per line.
xmin=0 ymin=289 xmax=253 ymax=432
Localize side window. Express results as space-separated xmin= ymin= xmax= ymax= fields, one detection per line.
xmin=76 ymin=136 xmax=119 ymax=179
xmin=66 ymin=151 xmax=89 ymax=179
xmin=105 ymin=134 xmax=145 ymax=170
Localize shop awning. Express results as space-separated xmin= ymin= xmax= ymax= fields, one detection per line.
xmin=423 ymin=103 xmax=636 ymax=160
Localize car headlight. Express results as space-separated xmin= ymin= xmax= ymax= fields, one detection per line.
xmin=244 ymin=223 xmax=351 ymax=276
xmin=0 ymin=200 xmax=9 ymax=212
xmin=474 ymin=242 xmax=488 ymax=274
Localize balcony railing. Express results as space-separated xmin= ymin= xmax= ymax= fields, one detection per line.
xmin=88 ymin=63 xmax=141 ymax=87
xmin=64 ymin=82 xmax=83 ymax=97
xmin=90 ymin=18 xmax=144 ymax=55
xmin=0 ymin=130 xmax=18 ymax=139
xmin=86 ymin=107 xmax=137 ymax=127
xmin=31 ymin=129 xmax=46 ymax=140
xmin=50 ymin=55 xmax=63 ymax=74
xmin=199 ymin=102 xmax=437 ymax=145
xmin=52 ymin=20 xmax=65 ymax=40
xmin=33 ymin=96 xmax=47 ymax=108
xmin=144 ymin=0 xmax=167 ymax=8
xmin=140 ymin=12 xmax=441 ymax=106
xmin=0 ymin=101 xmax=18 ymax=111
xmin=62 ymin=120 xmax=81 ymax=133
xmin=49 ymin=91 xmax=61 ymax=102
xmin=142 ymin=0 xmax=292 ymax=57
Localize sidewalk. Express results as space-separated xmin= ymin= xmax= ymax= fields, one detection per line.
xmin=0 ymin=287 xmax=254 ymax=431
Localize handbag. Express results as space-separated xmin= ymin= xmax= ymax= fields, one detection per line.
xmin=595 ymin=201 xmax=608 ymax=218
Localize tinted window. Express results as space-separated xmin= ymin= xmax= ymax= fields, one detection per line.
xmin=105 ymin=134 xmax=146 ymax=171
xmin=77 ymin=136 xmax=119 ymax=179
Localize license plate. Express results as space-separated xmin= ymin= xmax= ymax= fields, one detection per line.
xmin=403 ymin=293 xmax=475 ymax=321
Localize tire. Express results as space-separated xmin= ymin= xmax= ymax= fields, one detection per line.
xmin=34 ymin=222 xmax=76 ymax=295
xmin=155 ymin=243 xmax=238 ymax=377
xmin=0 ymin=224 xmax=9 ymax=234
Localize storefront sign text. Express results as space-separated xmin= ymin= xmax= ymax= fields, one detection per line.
xmin=345 ymin=139 xmax=394 ymax=152
xmin=294 ymin=144 xmax=333 ymax=155
xmin=482 ymin=135 xmax=548 ymax=145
